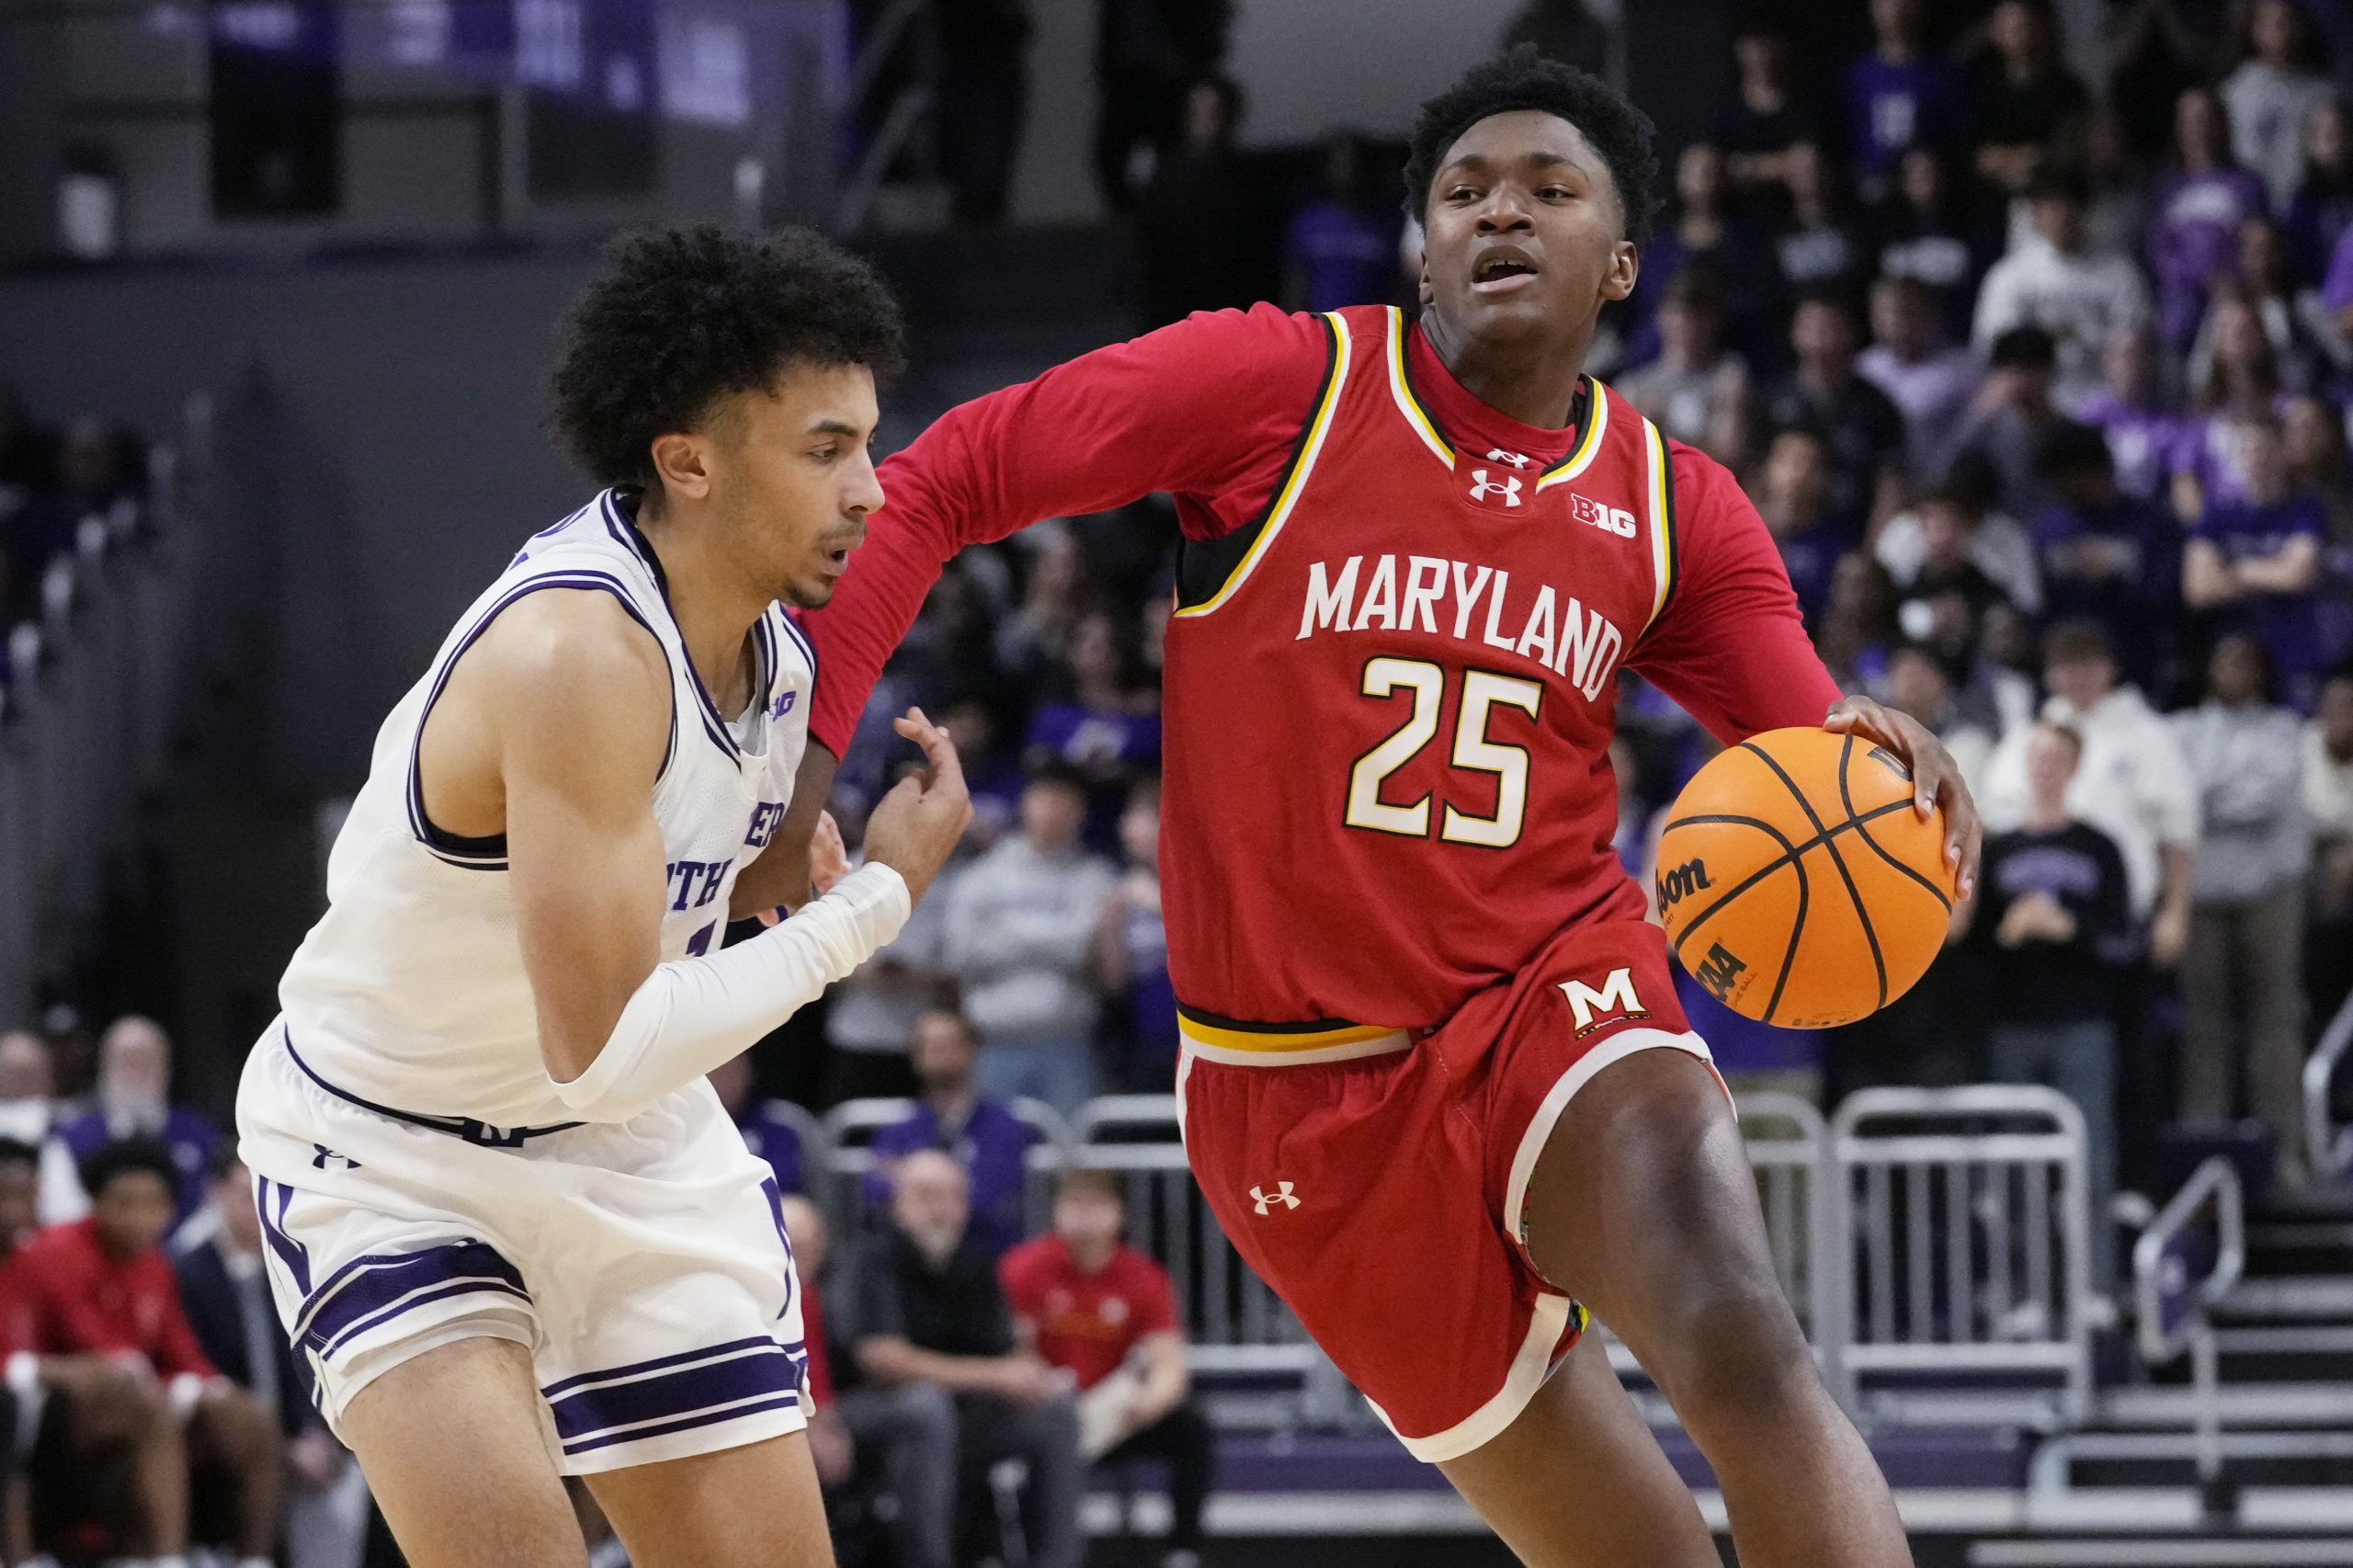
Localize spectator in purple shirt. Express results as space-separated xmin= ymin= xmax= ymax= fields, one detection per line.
xmin=1025 ymin=607 xmax=1161 ymax=848
xmin=2325 ymin=217 xmax=2353 ymax=341
xmin=1846 ymin=0 xmax=1961 ymax=189
xmin=2285 ymin=99 xmax=2353 ymax=282
xmin=710 ymin=1050 xmax=808 ymax=1195
xmin=1859 ymin=272 xmax=1981 ymax=483
xmin=2174 ymin=286 xmax=2289 ymax=517
xmin=2031 ymin=421 xmax=2183 ymax=685
xmin=2187 ymin=414 xmax=2332 ymax=708
xmin=2150 ymin=86 xmax=2270 ymax=348
xmin=1753 ymin=427 xmax=1859 ymax=629
xmin=55 ymin=1017 xmax=219 ymax=1231
xmin=867 ymin=1008 xmax=1046 ymax=1258
xmin=2075 ymin=320 xmax=2191 ymax=502
xmin=1280 ymin=133 xmax=1399 ymax=313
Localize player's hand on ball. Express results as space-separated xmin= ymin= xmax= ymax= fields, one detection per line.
xmin=1823 ymin=694 xmax=1983 ymax=900
xmin=808 ymin=809 xmax=850 ymax=897
xmin=861 ymin=707 xmax=974 ymax=903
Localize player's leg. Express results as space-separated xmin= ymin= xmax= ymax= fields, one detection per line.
xmin=188 ymin=1379 xmax=284 ymax=1561
xmin=1436 ymin=1331 xmax=1719 ymax=1568
xmin=580 ymin=1431 xmax=835 ymax=1568
xmin=1520 ymin=1049 xmax=1913 ymax=1568
xmin=338 ymin=1335 xmax=586 ymax=1568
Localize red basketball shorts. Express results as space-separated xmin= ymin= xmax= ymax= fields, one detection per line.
xmin=1176 ymin=918 xmax=1719 ymax=1462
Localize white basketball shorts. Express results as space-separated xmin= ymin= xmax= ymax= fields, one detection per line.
xmin=235 ymin=1022 xmax=809 ymax=1474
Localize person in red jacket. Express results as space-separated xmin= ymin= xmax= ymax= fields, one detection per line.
xmin=8 ymin=1138 xmax=282 ymax=1567
xmin=0 ymin=1134 xmax=193 ymax=1566
xmin=1001 ymin=1168 xmax=1211 ymax=1568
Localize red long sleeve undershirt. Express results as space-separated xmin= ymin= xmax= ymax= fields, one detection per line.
xmin=803 ymin=304 xmax=1839 ymax=755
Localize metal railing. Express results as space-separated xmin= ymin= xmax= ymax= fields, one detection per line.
xmin=0 ymin=392 xmax=208 ymax=1026
xmin=833 ymin=0 xmax=937 ymax=233
xmin=2132 ymin=1154 xmax=2245 ymax=1511
xmin=816 ymin=1094 xmax=1073 ymax=1252
xmin=2302 ymin=987 xmax=2353 ymax=1186
xmin=1829 ymin=1086 xmax=2096 ymax=1425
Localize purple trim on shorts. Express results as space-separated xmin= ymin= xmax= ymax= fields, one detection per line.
xmin=545 ymin=1337 xmax=804 ymax=1448
xmin=297 ymin=1240 xmax=529 ymax=1357
xmin=316 ymin=1277 xmax=533 ymax=1363
xmin=254 ymin=1176 xmax=312 ymax=1296
xmin=559 ymin=1391 xmax=804 ymax=1457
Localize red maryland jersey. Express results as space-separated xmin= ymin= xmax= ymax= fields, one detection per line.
xmin=1163 ymin=305 xmax=1676 ymax=1028
xmin=802 ymin=303 xmax=1842 ymax=1037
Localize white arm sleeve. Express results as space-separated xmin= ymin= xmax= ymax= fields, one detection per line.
xmin=551 ymin=862 xmax=911 ymax=1122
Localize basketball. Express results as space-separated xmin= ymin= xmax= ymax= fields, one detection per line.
xmin=1655 ymin=726 xmax=1957 ymax=1028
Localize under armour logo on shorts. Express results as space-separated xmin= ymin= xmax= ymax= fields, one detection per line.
xmin=311 ymin=1144 xmax=363 ymax=1171
xmin=1250 ymin=1181 xmax=1300 ymax=1215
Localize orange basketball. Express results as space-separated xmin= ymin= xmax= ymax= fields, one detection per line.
xmin=1654 ymin=726 xmax=1957 ymax=1028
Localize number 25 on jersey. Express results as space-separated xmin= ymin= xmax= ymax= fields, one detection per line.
xmin=1345 ymin=656 xmax=1541 ymax=849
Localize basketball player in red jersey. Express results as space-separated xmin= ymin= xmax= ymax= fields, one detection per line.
xmin=758 ymin=52 xmax=1981 ymax=1567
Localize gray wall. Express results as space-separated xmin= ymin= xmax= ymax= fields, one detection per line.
xmin=0 ymin=252 xmax=601 ymax=790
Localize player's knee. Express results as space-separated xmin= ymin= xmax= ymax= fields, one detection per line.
xmin=1650 ymin=1301 xmax=1823 ymax=1441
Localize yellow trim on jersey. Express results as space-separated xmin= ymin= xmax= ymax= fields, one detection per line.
xmin=1172 ymin=312 xmax=1354 ymax=620
xmin=1176 ymin=1013 xmax=1404 ymax=1053
xmin=1383 ymin=307 xmax=1456 ymax=468
xmin=1532 ymin=379 xmax=1609 ymax=491
xmin=1642 ymin=415 xmax=1677 ymax=633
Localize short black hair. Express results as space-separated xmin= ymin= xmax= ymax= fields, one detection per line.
xmin=79 ymin=1136 xmax=178 ymax=1202
xmin=551 ymin=225 xmax=907 ymax=490
xmin=1403 ymin=47 xmax=1659 ymax=247
xmin=0 ymin=1138 xmax=38 ymax=1173
xmin=1025 ymin=759 xmax=1092 ymax=798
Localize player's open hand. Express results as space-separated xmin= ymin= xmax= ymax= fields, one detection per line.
xmin=1823 ymin=695 xmax=1982 ymax=901
xmin=809 ymin=809 xmax=849 ymax=897
xmin=860 ymin=707 xmax=974 ymax=904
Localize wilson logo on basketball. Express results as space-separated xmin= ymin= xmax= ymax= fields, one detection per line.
xmin=1656 ymin=858 xmax=1713 ymax=906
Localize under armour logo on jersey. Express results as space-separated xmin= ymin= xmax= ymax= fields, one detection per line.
xmin=1467 ymin=469 xmax=1524 ymax=507
xmin=1249 ymin=1181 xmax=1300 ymax=1215
xmin=1483 ymin=447 xmax=1535 ymax=469
xmin=769 ymin=688 xmax=796 ymax=721
xmin=310 ymin=1144 xmax=362 ymax=1171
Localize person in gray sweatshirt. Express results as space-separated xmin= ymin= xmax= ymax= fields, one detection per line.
xmin=941 ymin=764 xmax=1118 ymax=1117
xmin=2170 ymin=632 xmax=2313 ymax=1182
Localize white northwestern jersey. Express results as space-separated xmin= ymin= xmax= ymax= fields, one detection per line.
xmin=276 ymin=488 xmax=813 ymax=1129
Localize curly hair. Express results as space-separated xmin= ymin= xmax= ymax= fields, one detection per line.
xmin=551 ymin=225 xmax=907 ymax=489
xmin=78 ymin=1135 xmax=179 ymax=1202
xmin=1402 ymin=47 xmax=1659 ymax=249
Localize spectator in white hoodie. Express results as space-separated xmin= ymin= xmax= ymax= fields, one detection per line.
xmin=2171 ymin=633 xmax=2313 ymax=1180
xmin=942 ymin=764 xmax=1118 ymax=1117
xmin=1972 ymin=172 xmax=2154 ymax=410
xmin=1978 ymin=618 xmax=2200 ymax=965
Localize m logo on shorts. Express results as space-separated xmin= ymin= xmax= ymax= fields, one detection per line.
xmin=1560 ymin=967 xmax=1648 ymax=1037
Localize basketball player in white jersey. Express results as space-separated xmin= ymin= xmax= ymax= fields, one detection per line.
xmin=235 ymin=228 xmax=969 ymax=1567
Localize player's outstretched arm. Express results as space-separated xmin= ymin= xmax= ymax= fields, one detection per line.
xmin=538 ymin=711 xmax=966 ymax=1123
xmin=470 ymin=595 xmax=966 ymax=1120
